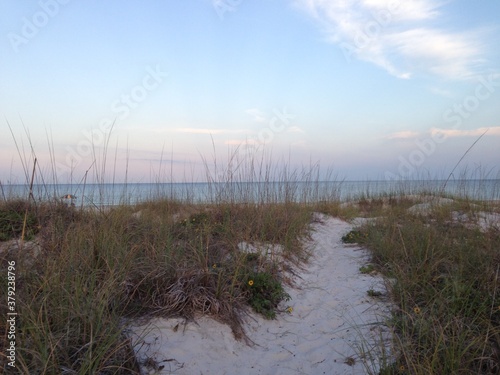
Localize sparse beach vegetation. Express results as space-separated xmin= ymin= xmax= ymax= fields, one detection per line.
xmin=353 ymin=195 xmax=500 ymax=374
xmin=1 ymin=146 xmax=499 ymax=374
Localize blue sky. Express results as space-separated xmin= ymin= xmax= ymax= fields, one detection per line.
xmin=1 ymin=0 xmax=499 ymax=183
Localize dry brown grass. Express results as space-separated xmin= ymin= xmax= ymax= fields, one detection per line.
xmin=0 ymin=193 xmax=315 ymax=373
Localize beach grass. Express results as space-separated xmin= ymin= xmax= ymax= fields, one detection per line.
xmin=340 ymin=195 xmax=500 ymax=374
xmin=0 ymin=175 xmax=319 ymax=373
xmin=1 ymin=144 xmax=500 ymax=373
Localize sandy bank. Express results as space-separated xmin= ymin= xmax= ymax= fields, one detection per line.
xmin=129 ymin=214 xmax=392 ymax=374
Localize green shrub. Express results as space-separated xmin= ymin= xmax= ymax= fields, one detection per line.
xmin=341 ymin=229 xmax=367 ymax=244
xmin=246 ymin=272 xmax=290 ymax=319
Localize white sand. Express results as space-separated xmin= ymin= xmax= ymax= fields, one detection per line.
xmin=129 ymin=214 xmax=392 ymax=374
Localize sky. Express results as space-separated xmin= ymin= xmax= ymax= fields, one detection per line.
xmin=1 ymin=0 xmax=499 ymax=184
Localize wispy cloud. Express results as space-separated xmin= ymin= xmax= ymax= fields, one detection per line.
xmin=287 ymin=125 xmax=305 ymax=133
xmin=246 ymin=108 xmax=268 ymax=123
xmin=294 ymin=0 xmax=490 ymax=80
xmin=385 ymin=126 xmax=500 ymax=141
xmin=175 ymin=128 xmax=247 ymax=135
xmin=384 ymin=130 xmax=420 ymax=140
xmin=430 ymin=126 xmax=500 ymax=137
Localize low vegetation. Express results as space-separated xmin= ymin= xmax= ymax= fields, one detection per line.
xmin=340 ymin=196 xmax=500 ymax=374
xmin=0 ymin=194 xmax=315 ymax=373
xmin=1 ymin=154 xmax=499 ymax=373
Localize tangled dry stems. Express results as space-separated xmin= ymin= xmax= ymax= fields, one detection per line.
xmin=0 ymin=198 xmax=311 ymax=372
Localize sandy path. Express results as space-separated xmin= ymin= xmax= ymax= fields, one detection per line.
xmin=129 ymin=214 xmax=392 ymax=374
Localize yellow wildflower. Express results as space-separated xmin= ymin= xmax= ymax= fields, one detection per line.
xmin=248 ymin=280 xmax=254 ymax=286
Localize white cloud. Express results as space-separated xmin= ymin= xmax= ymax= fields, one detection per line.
xmin=430 ymin=126 xmax=500 ymax=137
xmin=294 ymin=0 xmax=490 ymax=80
xmin=363 ymin=0 xmax=440 ymax=21
xmin=245 ymin=108 xmax=268 ymax=123
xmin=175 ymin=128 xmax=248 ymax=135
xmin=287 ymin=125 xmax=305 ymax=133
xmin=384 ymin=130 xmax=420 ymax=140
xmin=386 ymin=126 xmax=500 ymax=143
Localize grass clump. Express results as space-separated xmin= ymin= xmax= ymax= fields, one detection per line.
xmin=0 ymin=195 xmax=313 ymax=373
xmin=359 ymin=264 xmax=376 ymax=274
xmin=357 ymin=195 xmax=500 ymax=374
xmin=366 ymin=289 xmax=383 ymax=298
xmin=341 ymin=229 xmax=368 ymax=244
xmin=0 ymin=199 xmax=39 ymax=241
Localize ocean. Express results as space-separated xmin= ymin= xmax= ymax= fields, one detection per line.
xmin=1 ymin=179 xmax=499 ymax=207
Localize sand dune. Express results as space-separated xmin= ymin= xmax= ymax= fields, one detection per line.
xmin=129 ymin=214 xmax=392 ymax=374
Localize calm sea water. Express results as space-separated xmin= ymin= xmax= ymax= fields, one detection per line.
xmin=1 ymin=180 xmax=499 ymax=207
